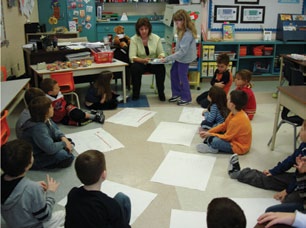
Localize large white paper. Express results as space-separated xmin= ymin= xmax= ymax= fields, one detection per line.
xmin=231 ymin=198 xmax=279 ymax=228
xmin=66 ymin=128 xmax=124 ymax=153
xmin=147 ymin=122 xmax=198 ymax=146
xmin=170 ymin=210 xmax=206 ymax=228
xmin=106 ymin=108 xmax=156 ymax=127
xmin=179 ymin=107 xmax=204 ymax=125
xmin=57 ymin=180 xmax=157 ymax=225
xmin=151 ymin=151 xmax=216 ymax=191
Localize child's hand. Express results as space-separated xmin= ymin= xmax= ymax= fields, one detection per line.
xmin=199 ymin=131 xmax=210 ymax=139
xmin=62 ymin=137 xmax=73 ymax=153
xmin=294 ymin=155 xmax=306 ymax=173
xmin=202 ymin=109 xmax=208 ymax=116
xmin=214 ymin=82 xmax=225 ymax=88
xmin=46 ymin=174 xmax=60 ymax=193
xmin=263 ymin=169 xmax=272 ymax=176
xmin=37 ymin=181 xmax=47 ymax=191
xmin=273 ymin=189 xmax=287 ymax=202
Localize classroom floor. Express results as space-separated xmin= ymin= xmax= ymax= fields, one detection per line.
xmin=3 ymin=76 xmax=299 ymax=228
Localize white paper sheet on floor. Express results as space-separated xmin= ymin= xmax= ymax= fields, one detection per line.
xmin=147 ymin=122 xmax=198 ymax=146
xmin=66 ymin=128 xmax=124 ymax=153
xmin=151 ymin=151 xmax=216 ymax=191
xmin=106 ymin=108 xmax=156 ymax=127
xmin=179 ymin=107 xmax=205 ymax=125
xmin=170 ymin=209 xmax=206 ymax=228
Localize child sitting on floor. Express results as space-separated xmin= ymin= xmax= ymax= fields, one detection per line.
xmin=15 ymin=87 xmax=45 ymax=139
xmin=196 ymin=53 xmax=233 ymax=108
xmin=40 ymin=78 xmax=104 ymax=125
xmin=197 ymin=90 xmax=252 ymax=154
xmin=234 ymin=69 xmax=256 ymax=120
xmin=21 ymin=96 xmax=74 ymax=170
xmin=228 ymin=120 xmax=306 ymax=213
xmin=200 ymin=86 xmax=229 ymax=130
xmin=85 ymin=71 xmax=119 ymax=111
xmin=65 ymin=149 xmax=131 ymax=228
xmin=1 ymin=139 xmax=65 ymax=228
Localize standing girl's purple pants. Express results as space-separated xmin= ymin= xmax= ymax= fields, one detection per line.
xmin=170 ymin=61 xmax=192 ymax=102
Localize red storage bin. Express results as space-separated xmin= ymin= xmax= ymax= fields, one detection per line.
xmin=240 ymin=46 xmax=247 ymax=56
xmin=91 ymin=50 xmax=113 ymax=63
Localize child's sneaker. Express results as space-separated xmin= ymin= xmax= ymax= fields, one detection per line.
xmin=196 ymin=143 xmax=218 ymax=153
xmin=94 ymin=111 xmax=105 ymax=124
xmin=177 ymin=100 xmax=190 ymax=106
xmin=79 ymin=119 xmax=93 ymax=126
xmin=168 ymin=96 xmax=180 ymax=102
xmin=228 ymin=154 xmax=241 ymax=177
xmin=90 ymin=109 xmax=98 ymax=115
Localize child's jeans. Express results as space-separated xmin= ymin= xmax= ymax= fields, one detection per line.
xmin=208 ymin=136 xmax=233 ymax=153
xmin=114 ymin=192 xmax=131 ymax=225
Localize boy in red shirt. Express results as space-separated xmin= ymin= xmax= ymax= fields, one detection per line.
xmin=40 ymin=78 xmax=104 ymax=126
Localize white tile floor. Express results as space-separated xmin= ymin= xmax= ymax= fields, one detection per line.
xmin=3 ymin=77 xmax=300 ymax=228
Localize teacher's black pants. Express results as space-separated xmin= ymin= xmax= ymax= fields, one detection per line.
xmin=130 ymin=62 xmax=165 ymax=99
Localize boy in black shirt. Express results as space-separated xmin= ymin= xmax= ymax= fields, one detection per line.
xmin=65 ymin=150 xmax=131 ymax=228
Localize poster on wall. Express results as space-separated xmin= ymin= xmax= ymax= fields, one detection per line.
xmin=214 ymin=5 xmax=239 ymax=23
xmin=240 ymin=6 xmax=265 ymax=23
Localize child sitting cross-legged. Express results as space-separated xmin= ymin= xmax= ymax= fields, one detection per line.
xmin=85 ymin=71 xmax=119 ymax=111
xmin=197 ymin=90 xmax=252 ymax=154
xmin=1 ymin=139 xmax=65 ymax=228
xmin=40 ymin=78 xmax=105 ymax=126
xmin=21 ymin=96 xmax=74 ymax=170
xmin=65 ymin=150 xmax=131 ymax=228
xmin=200 ymin=86 xmax=229 ymax=131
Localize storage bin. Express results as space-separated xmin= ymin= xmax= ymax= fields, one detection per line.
xmin=91 ymin=50 xmax=113 ymax=63
xmin=253 ymin=62 xmax=270 ymax=74
xmin=214 ymin=51 xmax=236 ymax=60
xmin=239 ymin=46 xmax=247 ymax=56
xmin=264 ymin=47 xmax=273 ymax=56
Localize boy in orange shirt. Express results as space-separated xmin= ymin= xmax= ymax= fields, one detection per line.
xmin=197 ymin=90 xmax=252 ymax=155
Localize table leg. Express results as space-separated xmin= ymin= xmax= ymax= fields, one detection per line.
xmin=270 ymin=96 xmax=281 ymax=150
xmin=122 ymin=67 xmax=126 ymax=103
xmin=34 ymin=72 xmax=39 ymax=87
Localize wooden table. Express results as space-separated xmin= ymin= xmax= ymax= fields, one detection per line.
xmin=1 ymin=78 xmax=30 ymax=115
xmin=31 ymin=59 xmax=128 ymax=103
xmin=270 ymin=86 xmax=306 ymax=150
xmin=278 ymin=54 xmax=306 ymax=87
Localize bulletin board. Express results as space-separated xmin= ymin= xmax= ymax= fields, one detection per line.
xmin=209 ymin=0 xmax=305 ymax=31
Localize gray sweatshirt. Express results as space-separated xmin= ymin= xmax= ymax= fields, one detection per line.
xmin=1 ymin=176 xmax=55 ymax=228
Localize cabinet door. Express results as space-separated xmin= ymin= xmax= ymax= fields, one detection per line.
xmin=163 ymin=5 xmax=174 ymax=26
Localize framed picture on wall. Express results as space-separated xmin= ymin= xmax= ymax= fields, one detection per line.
xmin=241 ymin=6 xmax=265 ymax=23
xmin=214 ymin=5 xmax=239 ymax=23
xmin=235 ymin=0 xmax=259 ymax=4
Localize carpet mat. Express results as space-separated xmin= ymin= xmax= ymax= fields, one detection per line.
xmin=118 ymin=95 xmax=149 ymax=108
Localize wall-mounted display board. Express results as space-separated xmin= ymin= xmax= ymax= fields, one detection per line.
xmin=208 ymin=0 xmax=305 ymax=31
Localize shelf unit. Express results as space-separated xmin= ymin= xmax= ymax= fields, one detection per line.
xmin=201 ymin=40 xmax=306 ymax=78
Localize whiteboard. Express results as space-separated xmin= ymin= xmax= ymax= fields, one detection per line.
xmin=208 ymin=0 xmax=305 ymax=31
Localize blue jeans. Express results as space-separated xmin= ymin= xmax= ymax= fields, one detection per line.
xmin=114 ymin=192 xmax=131 ymax=225
xmin=265 ymin=202 xmax=304 ymax=213
xmin=208 ymin=136 xmax=233 ymax=153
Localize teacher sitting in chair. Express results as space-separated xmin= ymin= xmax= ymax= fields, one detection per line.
xmin=129 ymin=17 xmax=166 ymax=101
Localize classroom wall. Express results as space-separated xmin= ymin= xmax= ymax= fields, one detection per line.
xmin=1 ymin=1 xmax=39 ymax=77
xmin=0 ymin=1 xmax=304 ymax=78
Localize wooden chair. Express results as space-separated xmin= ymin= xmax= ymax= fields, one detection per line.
xmin=50 ymin=71 xmax=80 ymax=108
xmin=1 ymin=110 xmax=10 ymax=146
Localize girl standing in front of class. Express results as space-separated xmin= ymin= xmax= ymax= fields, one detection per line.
xmin=85 ymin=71 xmax=118 ymax=111
xmin=163 ymin=9 xmax=197 ymax=106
